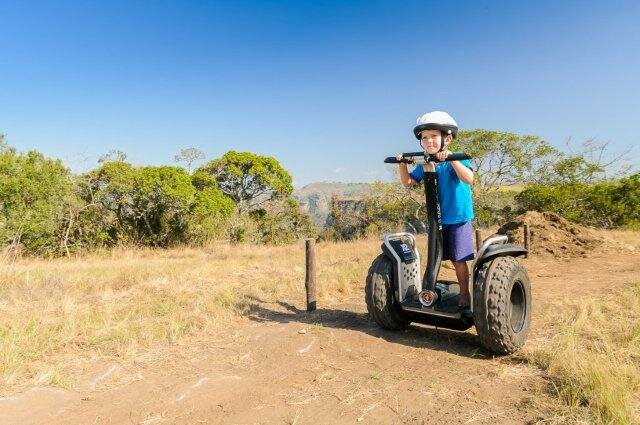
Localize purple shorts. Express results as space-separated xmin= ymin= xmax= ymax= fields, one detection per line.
xmin=442 ymin=221 xmax=475 ymax=262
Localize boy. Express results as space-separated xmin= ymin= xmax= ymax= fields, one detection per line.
xmin=396 ymin=111 xmax=475 ymax=309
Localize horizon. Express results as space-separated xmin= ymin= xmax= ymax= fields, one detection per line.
xmin=1 ymin=0 xmax=638 ymax=187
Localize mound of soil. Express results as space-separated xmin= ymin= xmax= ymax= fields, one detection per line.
xmin=497 ymin=211 xmax=603 ymax=258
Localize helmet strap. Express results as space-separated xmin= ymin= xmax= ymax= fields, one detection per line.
xmin=439 ymin=131 xmax=447 ymax=152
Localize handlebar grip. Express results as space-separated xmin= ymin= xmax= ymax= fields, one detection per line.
xmin=384 ymin=157 xmax=412 ymax=164
xmin=444 ymin=153 xmax=471 ymax=162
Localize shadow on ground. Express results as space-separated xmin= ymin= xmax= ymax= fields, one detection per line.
xmin=247 ymin=298 xmax=495 ymax=360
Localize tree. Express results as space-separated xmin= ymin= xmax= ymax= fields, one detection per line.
xmin=81 ymin=163 xmax=196 ymax=246
xmin=0 ymin=141 xmax=75 ymax=255
xmin=98 ymin=149 xmax=128 ymax=164
xmin=249 ymin=198 xmax=317 ymax=244
xmin=79 ymin=161 xmax=138 ymax=245
xmin=174 ymin=148 xmax=205 ymax=173
xmin=200 ymin=151 xmax=293 ymax=213
xmin=187 ymin=170 xmax=236 ymax=243
xmin=132 ymin=166 xmax=196 ymax=246
xmin=550 ymin=139 xmax=632 ymax=184
xmin=453 ymin=130 xmax=558 ymax=193
xmin=516 ymin=173 xmax=640 ymax=229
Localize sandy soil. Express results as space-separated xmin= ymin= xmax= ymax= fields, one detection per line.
xmin=1 ymin=240 xmax=639 ymax=424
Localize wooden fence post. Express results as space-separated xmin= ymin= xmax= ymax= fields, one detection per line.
xmin=475 ymin=229 xmax=482 ymax=252
xmin=523 ymin=224 xmax=530 ymax=258
xmin=305 ymin=239 xmax=317 ymax=312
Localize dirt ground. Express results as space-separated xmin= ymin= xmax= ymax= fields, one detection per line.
xmin=1 ymin=231 xmax=639 ymax=424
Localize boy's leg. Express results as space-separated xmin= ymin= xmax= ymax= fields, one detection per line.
xmin=443 ymin=221 xmax=475 ymax=308
xmin=452 ymin=260 xmax=470 ymax=307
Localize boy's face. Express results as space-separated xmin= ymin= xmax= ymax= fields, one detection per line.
xmin=420 ymin=129 xmax=448 ymax=154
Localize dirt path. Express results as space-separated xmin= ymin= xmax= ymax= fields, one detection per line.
xmin=1 ymin=250 xmax=638 ymax=424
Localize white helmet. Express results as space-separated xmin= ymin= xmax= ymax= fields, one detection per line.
xmin=413 ymin=111 xmax=458 ymax=140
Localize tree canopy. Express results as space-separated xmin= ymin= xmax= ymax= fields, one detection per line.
xmin=0 ymin=139 xmax=74 ymax=254
xmin=200 ymin=151 xmax=293 ymax=213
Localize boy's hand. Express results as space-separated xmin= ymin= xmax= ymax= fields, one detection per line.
xmin=396 ymin=153 xmax=405 ymax=164
xmin=435 ymin=150 xmax=452 ymax=162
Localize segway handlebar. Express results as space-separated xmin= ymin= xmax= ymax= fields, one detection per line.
xmin=384 ymin=152 xmax=471 ymax=164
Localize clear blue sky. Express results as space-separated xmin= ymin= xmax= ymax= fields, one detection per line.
xmin=1 ymin=0 xmax=638 ymax=186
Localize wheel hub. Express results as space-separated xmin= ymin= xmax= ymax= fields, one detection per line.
xmin=509 ymin=280 xmax=527 ymax=333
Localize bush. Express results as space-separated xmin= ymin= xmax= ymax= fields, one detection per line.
xmin=0 ymin=143 xmax=75 ymax=255
xmin=516 ymin=173 xmax=640 ymax=228
xmin=246 ymin=198 xmax=317 ymax=244
xmin=473 ymin=189 xmax=519 ymax=227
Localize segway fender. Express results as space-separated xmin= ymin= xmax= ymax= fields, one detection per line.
xmin=472 ymin=236 xmax=528 ymax=279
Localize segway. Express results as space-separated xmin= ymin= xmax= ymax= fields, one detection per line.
xmin=365 ymin=151 xmax=531 ymax=354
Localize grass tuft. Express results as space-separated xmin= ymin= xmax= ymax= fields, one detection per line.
xmin=527 ymin=283 xmax=640 ymax=424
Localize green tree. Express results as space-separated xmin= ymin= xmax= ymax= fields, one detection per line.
xmin=550 ymin=140 xmax=632 ymax=184
xmin=79 ymin=162 xmax=237 ymax=247
xmin=516 ymin=173 xmax=640 ymax=229
xmin=453 ymin=130 xmax=557 ymax=192
xmin=187 ymin=171 xmax=236 ymax=243
xmin=131 ymin=166 xmax=196 ymax=246
xmin=190 ymin=170 xmax=236 ymax=218
xmin=200 ymin=151 xmax=293 ymax=213
xmin=0 ymin=139 xmax=75 ymax=254
xmin=79 ymin=160 xmax=137 ymax=245
xmin=448 ymin=130 xmax=558 ymax=225
xmin=249 ymin=198 xmax=317 ymax=244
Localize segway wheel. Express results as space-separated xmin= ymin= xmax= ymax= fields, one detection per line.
xmin=473 ymin=256 xmax=531 ymax=354
xmin=365 ymin=254 xmax=410 ymax=330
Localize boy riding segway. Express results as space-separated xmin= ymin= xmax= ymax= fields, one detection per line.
xmin=365 ymin=111 xmax=532 ymax=354
xmin=396 ymin=111 xmax=475 ymax=313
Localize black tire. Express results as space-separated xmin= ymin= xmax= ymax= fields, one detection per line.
xmin=365 ymin=254 xmax=410 ymax=330
xmin=473 ymin=256 xmax=531 ymax=354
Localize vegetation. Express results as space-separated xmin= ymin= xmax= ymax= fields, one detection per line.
xmin=0 ymin=140 xmax=74 ymax=255
xmin=0 ymin=131 xmax=638 ymax=421
xmin=0 ymin=136 xmax=313 ymax=255
xmin=517 ymin=173 xmax=640 ymax=229
xmin=324 ymin=130 xmax=637 ymax=238
xmin=0 ymin=238 xmax=380 ymax=390
xmin=0 ymin=128 xmax=637 ymax=253
xmin=526 ymin=283 xmax=640 ymax=423
xmin=200 ymin=150 xmax=293 ymax=214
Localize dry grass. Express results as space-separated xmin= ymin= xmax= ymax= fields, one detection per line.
xmin=0 ymin=239 xmax=379 ymax=392
xmin=526 ymin=283 xmax=640 ymax=424
xmin=3 ymin=232 xmax=639 ymax=423
xmin=593 ymin=228 xmax=640 ymax=251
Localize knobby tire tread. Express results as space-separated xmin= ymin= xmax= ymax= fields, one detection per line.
xmin=473 ymin=256 xmax=531 ymax=354
xmin=365 ymin=254 xmax=410 ymax=330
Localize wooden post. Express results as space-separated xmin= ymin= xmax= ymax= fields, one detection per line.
xmin=305 ymin=239 xmax=317 ymax=312
xmin=475 ymin=229 xmax=482 ymax=252
xmin=523 ymin=224 xmax=530 ymax=258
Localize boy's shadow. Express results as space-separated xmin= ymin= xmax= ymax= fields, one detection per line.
xmin=247 ymin=297 xmax=495 ymax=360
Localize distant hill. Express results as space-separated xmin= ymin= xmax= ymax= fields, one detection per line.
xmin=294 ymin=182 xmax=374 ymax=226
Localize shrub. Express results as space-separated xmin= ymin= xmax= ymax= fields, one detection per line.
xmin=516 ymin=173 xmax=640 ymax=229
xmin=0 ymin=143 xmax=75 ymax=255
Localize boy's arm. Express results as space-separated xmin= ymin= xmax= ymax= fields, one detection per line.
xmin=396 ymin=154 xmax=417 ymax=188
xmin=435 ymin=150 xmax=473 ymax=184
xmin=450 ymin=160 xmax=474 ymax=184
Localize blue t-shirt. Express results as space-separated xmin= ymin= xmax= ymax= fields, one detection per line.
xmin=409 ymin=156 xmax=474 ymax=225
